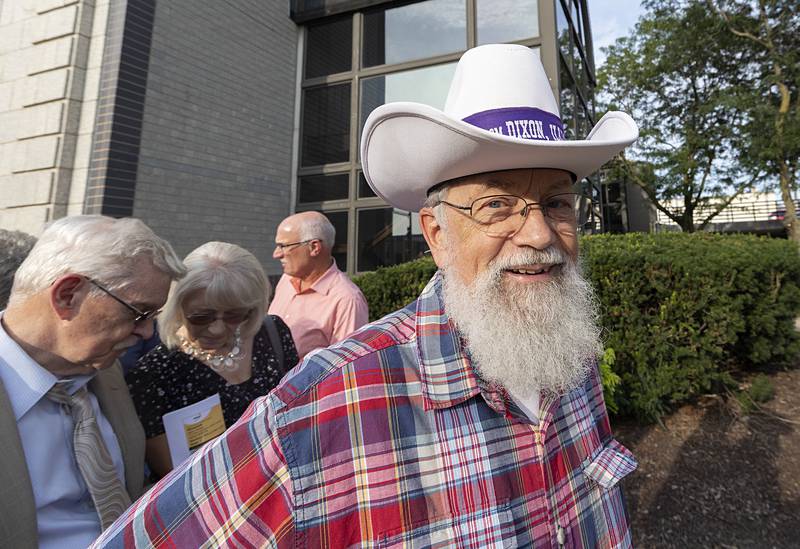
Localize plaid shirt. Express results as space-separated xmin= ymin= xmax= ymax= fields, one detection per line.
xmin=94 ymin=272 xmax=636 ymax=548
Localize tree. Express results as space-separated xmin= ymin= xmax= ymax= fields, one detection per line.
xmin=709 ymin=0 xmax=800 ymax=242
xmin=598 ymin=0 xmax=759 ymax=232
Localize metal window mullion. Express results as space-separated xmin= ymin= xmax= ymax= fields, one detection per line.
xmin=303 ymin=71 xmax=357 ymax=88
xmin=538 ymin=0 xmax=559 ymax=100
xmin=290 ymin=26 xmax=306 ymax=215
xmin=297 ymin=162 xmax=352 ymax=177
xmin=357 ymin=50 xmax=466 ymax=79
xmin=296 ymin=198 xmax=352 ymax=210
xmin=346 ymin=11 xmax=364 ymax=275
xmin=579 ymin=0 xmax=595 ymax=78
xmin=467 ymin=0 xmax=476 ymax=48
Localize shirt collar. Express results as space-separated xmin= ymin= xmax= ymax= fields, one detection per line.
xmin=0 ymin=313 xmax=93 ymax=420
xmin=289 ymin=260 xmax=339 ymax=296
xmin=414 ymin=272 xmax=512 ymax=416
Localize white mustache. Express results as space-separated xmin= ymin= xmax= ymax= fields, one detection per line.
xmin=488 ymin=247 xmax=567 ymax=273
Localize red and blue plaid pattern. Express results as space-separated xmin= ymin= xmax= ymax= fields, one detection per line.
xmin=94 ymin=272 xmax=636 ymax=548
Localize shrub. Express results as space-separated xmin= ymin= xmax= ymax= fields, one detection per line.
xmin=748 ymin=373 xmax=775 ymax=403
xmin=354 ymin=257 xmax=437 ymax=321
xmin=353 ymin=233 xmax=800 ymax=421
xmin=735 ymin=374 xmax=775 ymax=415
xmin=582 ymin=232 xmax=800 ymax=420
xmin=599 ymin=347 xmax=622 ymax=415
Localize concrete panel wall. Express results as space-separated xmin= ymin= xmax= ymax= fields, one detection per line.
xmin=0 ymin=0 xmax=108 ymax=234
xmin=132 ymin=0 xmax=299 ymax=273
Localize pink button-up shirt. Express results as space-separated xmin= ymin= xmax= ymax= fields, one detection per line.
xmin=268 ymin=262 xmax=369 ymax=361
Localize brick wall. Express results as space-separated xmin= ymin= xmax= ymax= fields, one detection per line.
xmin=132 ymin=0 xmax=299 ymax=273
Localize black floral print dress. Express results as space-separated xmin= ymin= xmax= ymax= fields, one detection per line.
xmin=126 ymin=316 xmax=299 ymax=439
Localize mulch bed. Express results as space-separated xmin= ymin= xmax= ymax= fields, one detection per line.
xmin=613 ymin=368 xmax=800 ymax=548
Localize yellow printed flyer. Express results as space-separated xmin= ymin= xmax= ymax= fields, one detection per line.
xmin=162 ymin=394 xmax=226 ymax=468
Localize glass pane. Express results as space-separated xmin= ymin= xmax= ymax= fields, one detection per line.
xmin=298 ymin=173 xmax=349 ymax=203
xmin=363 ymin=0 xmax=466 ymax=67
xmin=319 ymin=210 xmax=349 ymax=269
xmin=573 ymin=35 xmax=585 ymax=92
xmin=360 ymin=63 xmax=457 ymax=131
xmin=358 ymin=172 xmax=376 ymax=198
xmin=302 ymin=83 xmax=351 ymax=166
xmin=559 ymin=59 xmax=575 ymax=139
xmin=571 ymin=0 xmax=584 ymax=46
xmin=305 ymin=17 xmax=352 ymax=78
xmin=476 ymin=0 xmax=539 ymax=45
xmin=357 ymin=208 xmax=428 ymax=272
xmin=570 ymin=0 xmax=581 ymax=35
xmin=556 ymin=0 xmax=571 ymax=72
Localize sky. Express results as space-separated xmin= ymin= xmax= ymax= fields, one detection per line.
xmin=588 ymin=0 xmax=646 ymax=68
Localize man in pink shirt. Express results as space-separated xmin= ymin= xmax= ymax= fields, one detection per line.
xmin=269 ymin=212 xmax=369 ymax=361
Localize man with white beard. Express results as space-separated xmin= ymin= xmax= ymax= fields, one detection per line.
xmin=95 ymin=44 xmax=639 ymax=548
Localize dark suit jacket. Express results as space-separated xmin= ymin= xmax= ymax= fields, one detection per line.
xmin=0 ymin=363 xmax=145 ymax=549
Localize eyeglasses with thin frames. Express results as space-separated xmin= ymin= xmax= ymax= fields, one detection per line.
xmin=87 ymin=278 xmax=160 ymax=324
xmin=274 ymin=239 xmax=314 ymax=252
xmin=438 ymin=192 xmax=586 ymax=237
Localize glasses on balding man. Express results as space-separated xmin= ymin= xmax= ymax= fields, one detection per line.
xmin=274 ymin=239 xmax=314 ymax=252
xmin=437 ymin=193 xmax=587 ymax=237
xmin=88 ymin=278 xmax=161 ymax=324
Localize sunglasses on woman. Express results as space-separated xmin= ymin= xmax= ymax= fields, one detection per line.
xmin=184 ymin=309 xmax=252 ymax=326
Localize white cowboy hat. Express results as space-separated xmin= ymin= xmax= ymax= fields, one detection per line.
xmin=360 ymin=43 xmax=638 ymax=212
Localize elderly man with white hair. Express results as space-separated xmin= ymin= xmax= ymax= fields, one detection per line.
xmin=95 ymin=44 xmax=638 ymax=548
xmin=0 ymin=215 xmax=185 ymax=549
xmin=269 ymin=210 xmax=368 ymax=360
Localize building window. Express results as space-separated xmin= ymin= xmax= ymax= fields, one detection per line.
xmin=476 ymin=0 xmax=539 ymax=44
xmin=305 ymin=17 xmax=352 ymax=78
xmin=320 ymin=210 xmax=349 ymax=269
xmin=298 ymin=173 xmax=349 ymax=203
xmin=359 ymin=63 xmax=457 ymax=133
xmin=301 ymin=84 xmax=351 ymax=166
xmin=357 ymin=208 xmax=427 ymax=271
xmin=362 ymin=0 xmax=466 ymax=67
xmin=297 ymin=0 xmax=596 ymax=273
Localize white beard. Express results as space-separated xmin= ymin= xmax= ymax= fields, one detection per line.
xmin=441 ymin=246 xmax=602 ymax=396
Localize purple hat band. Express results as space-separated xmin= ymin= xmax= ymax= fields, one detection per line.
xmin=462 ymin=107 xmax=565 ymax=141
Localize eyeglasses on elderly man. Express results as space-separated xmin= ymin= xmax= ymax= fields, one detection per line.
xmin=87 ymin=278 xmax=161 ymax=324
xmin=437 ymin=192 xmax=587 ymax=236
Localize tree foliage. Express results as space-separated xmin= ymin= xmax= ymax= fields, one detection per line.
xmin=709 ymin=0 xmax=800 ymax=242
xmin=598 ymin=0 xmax=760 ymax=232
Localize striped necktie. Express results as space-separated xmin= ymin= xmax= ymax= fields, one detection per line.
xmin=46 ymin=384 xmax=132 ymax=530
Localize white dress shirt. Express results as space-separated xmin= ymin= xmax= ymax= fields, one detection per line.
xmin=0 ymin=316 xmax=126 ymax=549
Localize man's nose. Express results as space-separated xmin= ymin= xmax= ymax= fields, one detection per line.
xmin=272 ymin=247 xmax=282 ymax=259
xmin=133 ymin=318 xmax=156 ymax=340
xmin=510 ymin=206 xmax=557 ymax=250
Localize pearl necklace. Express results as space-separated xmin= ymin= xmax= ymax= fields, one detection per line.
xmin=180 ymin=329 xmax=245 ymax=372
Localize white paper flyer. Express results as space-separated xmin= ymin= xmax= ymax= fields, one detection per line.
xmin=162 ymin=393 xmax=226 ymax=468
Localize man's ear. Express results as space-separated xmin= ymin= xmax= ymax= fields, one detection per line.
xmin=308 ymin=239 xmax=323 ymax=257
xmin=50 ymin=275 xmax=87 ymax=320
xmin=419 ymin=207 xmax=447 ymax=268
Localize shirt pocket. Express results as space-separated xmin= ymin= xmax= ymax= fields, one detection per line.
xmin=581 ymin=438 xmax=637 ymax=549
xmin=377 ymin=503 xmax=517 ymax=549
xmin=583 ymin=438 xmax=637 ymax=489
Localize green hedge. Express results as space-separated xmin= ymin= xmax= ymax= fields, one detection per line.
xmin=354 ymin=233 xmax=800 ymax=420
xmin=354 ymin=257 xmax=438 ymax=321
